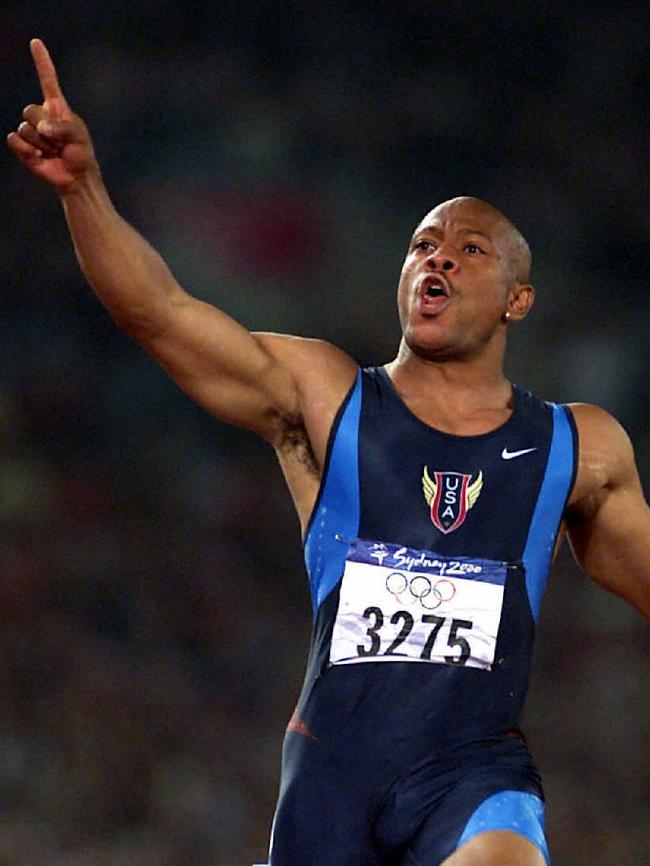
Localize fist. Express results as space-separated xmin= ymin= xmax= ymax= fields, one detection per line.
xmin=6 ymin=39 xmax=98 ymax=191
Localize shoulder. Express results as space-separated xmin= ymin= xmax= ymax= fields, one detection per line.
xmin=565 ymin=402 xmax=637 ymax=509
xmin=254 ymin=333 xmax=358 ymax=383
xmin=253 ymin=332 xmax=359 ymax=457
xmin=254 ymin=332 xmax=359 ymax=411
xmin=567 ymin=402 xmax=633 ymax=463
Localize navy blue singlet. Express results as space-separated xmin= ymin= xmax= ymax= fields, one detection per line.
xmin=264 ymin=367 xmax=577 ymax=866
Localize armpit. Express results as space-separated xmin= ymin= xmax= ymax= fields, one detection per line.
xmin=274 ymin=416 xmax=320 ymax=479
xmin=565 ymin=485 xmax=610 ymax=526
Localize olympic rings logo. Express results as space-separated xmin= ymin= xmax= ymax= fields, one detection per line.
xmin=385 ymin=572 xmax=456 ymax=610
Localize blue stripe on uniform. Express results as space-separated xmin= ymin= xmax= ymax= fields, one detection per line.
xmin=522 ymin=404 xmax=574 ymax=620
xmin=304 ymin=371 xmax=362 ymax=617
xmin=456 ymin=790 xmax=550 ymax=864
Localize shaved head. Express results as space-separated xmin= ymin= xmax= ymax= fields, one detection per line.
xmin=416 ymin=196 xmax=532 ymax=284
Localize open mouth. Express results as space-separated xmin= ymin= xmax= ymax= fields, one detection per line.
xmin=418 ymin=275 xmax=451 ymax=314
xmin=422 ymin=275 xmax=450 ymax=299
xmin=418 ymin=274 xmax=451 ymax=316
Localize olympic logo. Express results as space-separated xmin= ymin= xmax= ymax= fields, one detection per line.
xmin=385 ymin=572 xmax=456 ymax=610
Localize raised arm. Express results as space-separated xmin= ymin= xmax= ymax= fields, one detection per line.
xmin=565 ymin=403 xmax=650 ymax=620
xmin=7 ymin=40 xmax=354 ymax=444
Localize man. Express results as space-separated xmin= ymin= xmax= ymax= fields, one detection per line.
xmin=8 ymin=39 xmax=650 ymax=866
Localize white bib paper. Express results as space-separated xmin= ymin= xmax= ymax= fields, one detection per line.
xmin=330 ymin=539 xmax=507 ymax=671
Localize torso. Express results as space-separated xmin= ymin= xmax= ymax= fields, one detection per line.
xmin=271 ymin=342 xmax=610 ymax=534
xmin=264 ymin=341 xmax=632 ymax=749
xmin=290 ymin=365 xmax=576 ymax=750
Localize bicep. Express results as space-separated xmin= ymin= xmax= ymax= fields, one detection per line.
xmin=140 ymin=293 xmax=301 ymax=437
xmin=567 ymin=481 xmax=650 ymax=597
xmin=566 ymin=409 xmax=650 ymax=617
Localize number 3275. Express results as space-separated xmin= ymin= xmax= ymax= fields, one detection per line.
xmin=356 ymin=606 xmax=473 ymax=666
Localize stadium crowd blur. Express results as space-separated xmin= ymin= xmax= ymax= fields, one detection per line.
xmin=1 ymin=2 xmax=649 ymax=864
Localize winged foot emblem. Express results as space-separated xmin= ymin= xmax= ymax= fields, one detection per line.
xmin=422 ymin=467 xmax=483 ymax=534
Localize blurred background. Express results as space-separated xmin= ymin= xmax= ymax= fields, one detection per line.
xmin=0 ymin=1 xmax=649 ymax=864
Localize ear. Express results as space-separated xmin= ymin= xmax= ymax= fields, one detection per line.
xmin=506 ymin=283 xmax=535 ymax=322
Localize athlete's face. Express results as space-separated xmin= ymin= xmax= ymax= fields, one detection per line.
xmin=397 ymin=199 xmax=532 ymax=361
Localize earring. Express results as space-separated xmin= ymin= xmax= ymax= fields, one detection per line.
xmin=504 ymin=311 xmax=511 ymax=322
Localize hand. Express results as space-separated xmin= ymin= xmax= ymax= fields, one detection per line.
xmin=6 ymin=39 xmax=98 ymax=191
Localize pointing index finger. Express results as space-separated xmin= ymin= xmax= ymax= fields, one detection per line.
xmin=30 ymin=38 xmax=68 ymax=109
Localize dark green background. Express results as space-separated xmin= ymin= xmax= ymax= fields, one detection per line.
xmin=0 ymin=2 xmax=648 ymax=864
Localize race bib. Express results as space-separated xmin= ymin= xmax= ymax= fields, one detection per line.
xmin=330 ymin=539 xmax=508 ymax=670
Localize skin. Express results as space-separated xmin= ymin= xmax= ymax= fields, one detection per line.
xmin=7 ymin=39 xmax=650 ymax=866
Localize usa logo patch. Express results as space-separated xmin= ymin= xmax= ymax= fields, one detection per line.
xmin=422 ymin=468 xmax=483 ymax=534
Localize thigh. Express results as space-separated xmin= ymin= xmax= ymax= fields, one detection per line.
xmin=269 ymin=730 xmax=388 ymax=866
xmin=270 ymin=777 xmax=382 ymax=866
xmin=404 ymin=785 xmax=550 ymax=866
xmin=441 ymin=830 xmax=547 ymax=866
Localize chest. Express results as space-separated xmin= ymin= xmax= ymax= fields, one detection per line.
xmin=394 ymin=395 xmax=513 ymax=437
xmin=355 ymin=379 xmax=555 ymax=561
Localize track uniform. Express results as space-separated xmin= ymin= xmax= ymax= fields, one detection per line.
xmin=265 ymin=367 xmax=577 ymax=866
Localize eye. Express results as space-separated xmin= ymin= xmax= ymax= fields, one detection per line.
xmin=464 ymin=242 xmax=484 ymax=255
xmin=414 ymin=239 xmax=434 ymax=251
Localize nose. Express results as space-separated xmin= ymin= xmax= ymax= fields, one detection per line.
xmin=427 ymin=246 xmax=459 ymax=273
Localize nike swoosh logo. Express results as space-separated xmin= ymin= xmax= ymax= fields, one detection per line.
xmin=501 ymin=446 xmax=538 ymax=460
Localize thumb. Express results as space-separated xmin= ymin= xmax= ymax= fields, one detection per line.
xmin=36 ymin=114 xmax=81 ymax=143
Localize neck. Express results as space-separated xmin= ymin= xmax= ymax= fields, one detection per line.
xmin=386 ymin=339 xmax=511 ymax=410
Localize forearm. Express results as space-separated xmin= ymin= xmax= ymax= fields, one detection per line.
xmin=9 ymin=39 xmax=306 ymax=436
xmin=60 ymin=170 xmax=183 ymax=338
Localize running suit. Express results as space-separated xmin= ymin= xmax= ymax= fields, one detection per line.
xmin=265 ymin=367 xmax=577 ymax=866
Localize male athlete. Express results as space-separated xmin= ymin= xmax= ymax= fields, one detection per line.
xmin=8 ymin=40 xmax=650 ymax=866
